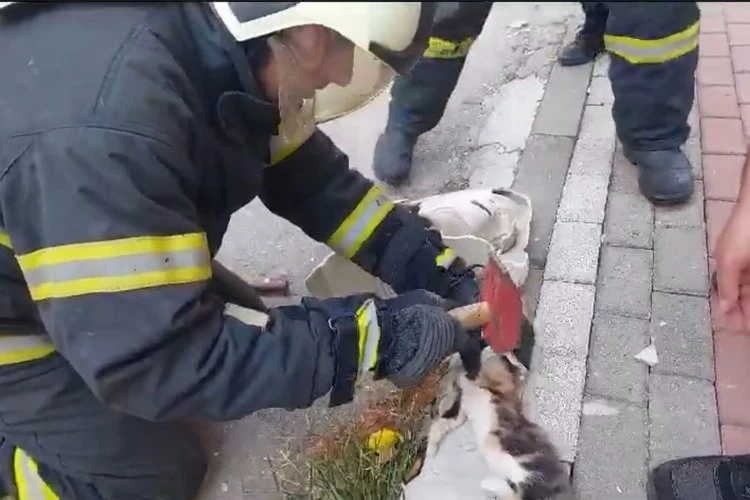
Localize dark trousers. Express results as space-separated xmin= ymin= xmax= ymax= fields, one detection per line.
xmin=0 ymin=354 xmax=207 ymax=499
xmin=386 ymin=2 xmax=494 ymax=137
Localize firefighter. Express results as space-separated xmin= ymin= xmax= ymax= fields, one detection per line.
xmin=559 ymin=2 xmax=699 ymax=205
xmin=372 ymin=1 xmax=494 ymax=186
xmin=0 ymin=3 xmax=493 ymax=499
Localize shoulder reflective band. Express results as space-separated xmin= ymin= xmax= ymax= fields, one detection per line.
xmin=13 ymin=447 xmax=59 ymax=500
xmin=423 ymin=36 xmax=475 ymax=59
xmin=16 ymin=233 xmax=212 ymax=301
xmin=326 ymin=186 xmax=395 ymax=259
xmin=0 ymin=334 xmax=55 ymax=366
xmin=604 ymin=21 xmax=699 ymax=65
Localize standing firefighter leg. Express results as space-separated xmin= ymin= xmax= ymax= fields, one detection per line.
xmin=372 ymin=2 xmax=493 ymax=186
xmin=605 ymin=2 xmax=699 ymax=205
xmin=559 ymin=2 xmax=609 ymax=67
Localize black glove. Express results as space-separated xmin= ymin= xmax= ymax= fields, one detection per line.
xmin=371 ymin=290 xmax=478 ymax=388
xmin=305 ymin=290 xmax=477 ymax=406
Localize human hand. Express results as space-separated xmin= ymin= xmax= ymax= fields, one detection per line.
xmin=714 ymin=204 xmax=750 ymax=333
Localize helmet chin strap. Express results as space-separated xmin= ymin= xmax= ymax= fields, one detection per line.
xmin=267 ymin=35 xmax=316 ymax=142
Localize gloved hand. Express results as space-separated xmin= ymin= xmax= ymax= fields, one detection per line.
xmin=307 ymin=289 xmax=479 ymax=406
xmin=369 ymin=290 xmax=478 ymax=388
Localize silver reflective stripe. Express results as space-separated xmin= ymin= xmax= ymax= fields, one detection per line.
xmin=14 ymin=447 xmax=58 ymax=500
xmin=22 ymin=248 xmax=209 ymax=289
xmin=0 ymin=334 xmax=55 ymax=365
xmin=327 ymin=187 xmax=395 ymax=259
xmin=604 ymin=23 xmax=699 ymax=63
xmin=357 ymin=298 xmax=381 ymax=378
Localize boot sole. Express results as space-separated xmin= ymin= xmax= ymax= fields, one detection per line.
xmin=623 ymin=150 xmax=694 ymax=206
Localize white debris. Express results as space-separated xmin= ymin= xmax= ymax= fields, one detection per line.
xmin=582 ymin=400 xmax=620 ymax=416
xmin=635 ymin=338 xmax=659 ymax=367
xmin=220 ymin=482 xmax=229 ymax=493
xmin=509 ymin=20 xmax=529 ymax=29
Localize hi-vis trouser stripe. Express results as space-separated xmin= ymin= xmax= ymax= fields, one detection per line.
xmin=327 ymin=186 xmax=395 ymax=259
xmin=0 ymin=229 xmax=12 ymax=250
xmin=604 ymin=21 xmax=699 ymax=64
xmin=16 ymin=233 xmax=212 ymax=301
xmin=423 ymin=36 xmax=475 ymax=59
xmin=0 ymin=334 xmax=55 ymax=366
xmin=13 ymin=447 xmax=59 ymax=500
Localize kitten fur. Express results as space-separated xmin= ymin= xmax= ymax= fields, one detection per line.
xmin=427 ymin=341 xmax=573 ymax=500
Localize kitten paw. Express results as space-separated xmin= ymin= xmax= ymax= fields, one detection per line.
xmin=480 ymin=476 xmax=520 ymax=500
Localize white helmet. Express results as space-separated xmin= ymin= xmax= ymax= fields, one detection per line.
xmin=211 ymin=2 xmax=435 ymax=123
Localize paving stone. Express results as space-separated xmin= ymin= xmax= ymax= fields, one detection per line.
xmin=557 ymin=174 xmax=609 ymax=224
xmin=706 ymin=199 xmax=736 ymax=257
xmin=651 ymin=292 xmax=714 ymax=381
xmin=592 ymin=54 xmax=609 ymax=77
xmin=586 ymin=314 xmax=649 ymax=406
xmin=715 ymin=333 xmax=750 ymax=427
xmin=699 ymin=33 xmax=730 ymax=57
xmin=701 ymin=117 xmax=747 ymax=154
xmin=526 ymin=348 xmax=587 ymax=463
xmin=698 ymin=57 xmax=734 ymax=86
xmin=684 ymin=136 xmax=703 ymax=179
xmin=722 ymin=425 xmax=750 ymax=455
xmin=729 ymin=22 xmax=750 ymax=44
xmin=698 ymin=84 xmax=740 ymax=117
xmin=726 ymin=4 xmax=750 ymax=23
xmin=703 ymin=154 xmax=744 ymax=201
xmin=654 ymin=180 xmax=705 ymax=230
xmin=512 ymin=135 xmax=575 ymax=268
xmin=579 ymin=104 xmax=616 ymax=141
xmin=653 ymin=227 xmax=709 ymax=296
xmin=611 ymin=144 xmax=641 ymax=195
xmin=544 ymin=222 xmax=602 ymax=284
xmin=573 ymin=398 xmax=648 ymax=500
xmin=568 ymin=135 xmax=615 ymax=177
xmin=732 ymin=45 xmax=750 ymax=72
xmin=587 ymin=76 xmax=613 ymax=105
xmin=701 ymin=12 xmax=725 ymax=35
xmin=736 ymin=73 xmax=750 ymax=103
xmin=522 ymin=266 xmax=544 ymax=319
xmin=649 ymin=374 xmax=721 ymax=468
xmin=603 ymin=191 xmax=654 ymax=249
xmin=532 ymin=62 xmax=592 ymax=137
xmin=534 ymin=280 xmax=596 ymax=359
xmin=596 ymin=246 xmax=653 ymax=320
xmin=742 ymin=104 xmax=750 ymax=137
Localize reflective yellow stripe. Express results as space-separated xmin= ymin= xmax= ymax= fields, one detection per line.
xmin=435 ymin=248 xmax=457 ymax=269
xmin=0 ymin=335 xmax=55 ymax=366
xmin=423 ymin=36 xmax=475 ymax=59
xmin=604 ymin=21 xmax=699 ymax=64
xmin=17 ymin=233 xmax=212 ymax=301
xmin=14 ymin=447 xmax=59 ymax=500
xmin=327 ymin=186 xmax=395 ymax=259
xmin=355 ymin=298 xmax=381 ymax=378
xmin=0 ymin=229 xmax=12 ymax=250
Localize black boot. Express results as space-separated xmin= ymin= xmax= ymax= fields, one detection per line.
xmin=558 ymin=32 xmax=605 ymax=67
xmin=372 ymin=130 xmax=419 ymax=186
xmin=373 ymin=57 xmax=466 ymax=186
xmin=649 ymin=454 xmax=750 ymax=500
xmin=624 ymin=148 xmax=694 ymax=205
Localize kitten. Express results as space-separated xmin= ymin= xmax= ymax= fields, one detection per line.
xmin=426 ymin=342 xmax=573 ymax=500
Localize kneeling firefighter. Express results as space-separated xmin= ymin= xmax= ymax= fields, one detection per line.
xmin=0 ymin=2 xmax=519 ymax=498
